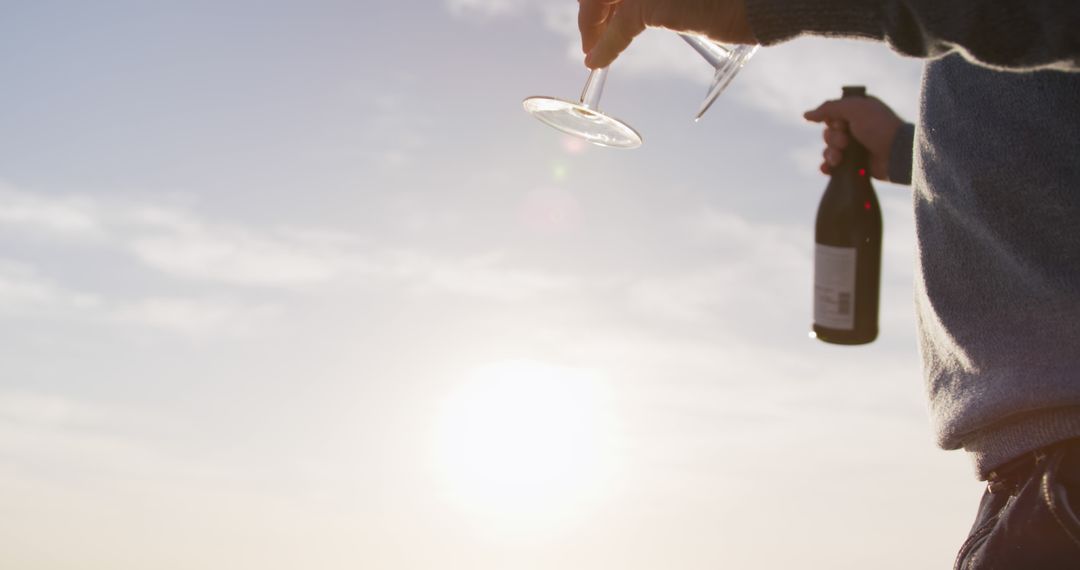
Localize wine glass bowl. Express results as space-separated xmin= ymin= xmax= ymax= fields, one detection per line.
xmin=679 ymin=35 xmax=758 ymax=121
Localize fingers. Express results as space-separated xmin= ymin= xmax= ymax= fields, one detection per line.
xmin=823 ymin=125 xmax=849 ymax=149
xmin=818 ymin=119 xmax=849 ymax=172
xmin=823 ymin=146 xmax=844 ymax=168
xmin=579 ymin=0 xmax=619 ymax=54
xmin=584 ymin=0 xmax=645 ymax=69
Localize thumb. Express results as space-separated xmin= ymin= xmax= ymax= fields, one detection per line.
xmin=585 ymin=3 xmax=645 ymax=69
xmin=803 ymin=100 xmax=842 ymax=123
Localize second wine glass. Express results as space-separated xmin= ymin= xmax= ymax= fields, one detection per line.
xmin=679 ymin=34 xmax=758 ymax=121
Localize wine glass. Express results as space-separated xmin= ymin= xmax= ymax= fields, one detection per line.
xmin=523 ymin=34 xmax=757 ymax=148
xmin=522 ymin=66 xmax=644 ymax=149
xmin=679 ymin=34 xmax=758 ymax=121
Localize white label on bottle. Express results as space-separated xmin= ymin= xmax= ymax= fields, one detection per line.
xmin=814 ymin=244 xmax=857 ymax=330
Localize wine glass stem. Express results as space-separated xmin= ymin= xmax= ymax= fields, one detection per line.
xmin=679 ymin=33 xmax=728 ymax=69
xmin=579 ymin=67 xmax=608 ymax=109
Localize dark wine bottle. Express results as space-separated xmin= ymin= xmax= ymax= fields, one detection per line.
xmin=812 ymin=86 xmax=882 ymax=345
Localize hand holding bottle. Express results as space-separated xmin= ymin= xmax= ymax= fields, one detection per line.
xmin=804 ymin=96 xmax=904 ymax=181
xmin=579 ymin=0 xmax=757 ymax=69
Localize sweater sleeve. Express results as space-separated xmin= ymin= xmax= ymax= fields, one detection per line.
xmin=887 ymin=122 xmax=915 ymax=185
xmin=744 ymin=0 xmax=1080 ymax=72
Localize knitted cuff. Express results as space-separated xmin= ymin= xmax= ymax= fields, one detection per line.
xmin=963 ymin=408 xmax=1080 ymax=480
xmin=744 ymin=0 xmax=885 ymax=45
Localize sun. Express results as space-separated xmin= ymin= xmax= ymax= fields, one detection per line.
xmin=432 ymin=359 xmax=617 ymax=526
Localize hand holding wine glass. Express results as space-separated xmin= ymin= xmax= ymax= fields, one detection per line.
xmin=579 ymin=0 xmax=757 ymax=69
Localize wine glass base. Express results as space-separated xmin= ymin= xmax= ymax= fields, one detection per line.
xmin=523 ymin=96 xmax=643 ymax=149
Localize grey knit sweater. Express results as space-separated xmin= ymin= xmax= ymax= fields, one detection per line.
xmin=745 ymin=0 xmax=1080 ymax=478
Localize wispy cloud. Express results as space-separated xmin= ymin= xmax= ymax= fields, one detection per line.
xmin=735 ymin=38 xmax=923 ymax=122
xmin=0 ymin=260 xmax=101 ymax=316
xmin=0 ymin=258 xmax=278 ymax=337
xmin=789 ymin=141 xmax=826 ymax=177
xmin=112 ymin=297 xmax=280 ymax=337
xmin=124 ymin=207 xmax=350 ymax=287
xmin=0 ymin=186 xmax=104 ymax=238
xmin=0 ymin=390 xmax=229 ymax=487
xmin=351 ymin=81 xmax=434 ymax=170
xmin=0 ymin=187 xmax=358 ymax=289
xmin=446 ymin=0 xmax=529 ymax=19
xmin=624 ymin=207 xmax=810 ymax=325
xmin=384 ymin=250 xmax=577 ymax=301
xmin=0 ymin=185 xmax=578 ymax=312
xmin=0 ymin=391 xmax=107 ymax=429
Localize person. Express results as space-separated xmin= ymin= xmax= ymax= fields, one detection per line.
xmin=577 ymin=0 xmax=1080 ymax=567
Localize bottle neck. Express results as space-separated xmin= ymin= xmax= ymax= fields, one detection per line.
xmin=834 ymin=140 xmax=869 ymax=179
xmin=835 ymin=86 xmax=870 ymax=179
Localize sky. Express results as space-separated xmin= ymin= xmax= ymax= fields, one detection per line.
xmin=1 ymin=1 xmax=982 ymax=569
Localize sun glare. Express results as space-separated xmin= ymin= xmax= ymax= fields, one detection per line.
xmin=433 ymin=360 xmax=617 ymax=527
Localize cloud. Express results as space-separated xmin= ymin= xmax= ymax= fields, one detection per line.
xmin=120 ymin=212 xmax=579 ymax=301
xmin=624 ymin=207 xmax=810 ymax=326
xmin=384 ymin=250 xmax=577 ymax=301
xmin=351 ymin=81 xmax=434 ymax=170
xmin=0 ymin=186 xmax=577 ymax=306
xmin=789 ymin=141 xmax=826 ymax=177
xmin=446 ymin=0 xmax=529 ymax=19
xmin=0 ymin=390 xmax=227 ymax=487
xmin=112 ymin=297 xmax=280 ymax=337
xmin=125 ymin=207 xmax=349 ymax=287
xmin=0 ymin=391 xmax=107 ymax=429
xmin=735 ymin=37 xmax=923 ymax=122
xmin=0 ymin=184 xmax=104 ymax=238
xmin=0 ymin=186 xmax=355 ymax=289
xmin=0 ymin=260 xmax=101 ymax=316
xmin=0 ymin=258 xmax=279 ymax=337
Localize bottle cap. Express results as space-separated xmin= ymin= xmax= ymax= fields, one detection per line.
xmin=842 ymin=86 xmax=867 ymax=97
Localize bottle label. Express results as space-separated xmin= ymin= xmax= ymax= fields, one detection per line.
xmin=814 ymin=244 xmax=857 ymax=330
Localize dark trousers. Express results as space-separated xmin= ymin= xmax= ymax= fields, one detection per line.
xmin=955 ymin=438 xmax=1080 ymax=569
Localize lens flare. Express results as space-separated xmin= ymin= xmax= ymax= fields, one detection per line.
xmin=519 ymin=186 xmax=583 ymax=233
xmin=552 ymin=162 xmax=568 ymax=182
xmin=561 ymin=135 xmax=587 ymax=155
